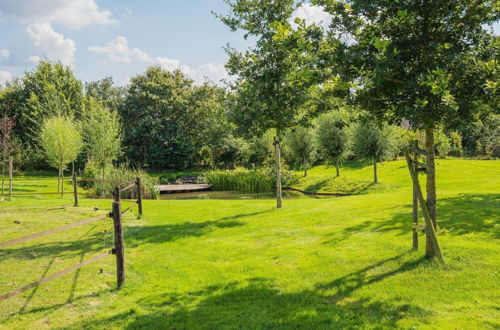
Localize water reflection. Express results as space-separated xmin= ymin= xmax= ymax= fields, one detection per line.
xmin=159 ymin=190 xmax=325 ymax=200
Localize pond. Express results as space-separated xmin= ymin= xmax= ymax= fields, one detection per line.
xmin=158 ymin=190 xmax=330 ymax=200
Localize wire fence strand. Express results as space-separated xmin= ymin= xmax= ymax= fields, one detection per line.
xmin=0 ymin=251 xmax=110 ymax=302
xmin=0 ymin=215 xmax=108 ymax=249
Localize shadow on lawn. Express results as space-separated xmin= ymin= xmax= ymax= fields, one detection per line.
xmin=63 ymin=254 xmax=431 ymax=329
xmin=326 ymin=193 xmax=499 ymax=243
xmin=0 ymin=211 xmax=259 ymax=260
xmin=382 ymin=193 xmax=500 ymax=238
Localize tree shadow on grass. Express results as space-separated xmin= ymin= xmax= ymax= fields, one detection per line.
xmin=375 ymin=193 xmax=500 ymax=238
xmin=324 ymin=193 xmax=500 ymax=244
xmin=63 ymin=254 xmax=432 ymax=329
xmin=0 ymin=210 xmax=263 ymax=260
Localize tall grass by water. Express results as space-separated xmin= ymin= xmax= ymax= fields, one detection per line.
xmin=203 ymin=167 xmax=297 ymax=193
xmin=204 ymin=168 xmax=274 ymax=192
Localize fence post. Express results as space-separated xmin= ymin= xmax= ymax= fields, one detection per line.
xmin=112 ymin=188 xmax=125 ymax=289
xmin=8 ymin=156 xmax=13 ymax=200
xmin=73 ymin=173 xmax=79 ymax=207
xmin=136 ymin=177 xmax=143 ymax=219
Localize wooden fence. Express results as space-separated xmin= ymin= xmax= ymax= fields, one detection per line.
xmin=0 ymin=179 xmax=143 ymax=301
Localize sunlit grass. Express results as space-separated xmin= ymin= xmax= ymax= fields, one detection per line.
xmin=0 ymin=159 xmax=499 ymax=329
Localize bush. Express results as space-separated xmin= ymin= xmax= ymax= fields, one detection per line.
xmin=82 ymin=161 xmax=158 ymax=199
xmin=203 ymin=167 xmax=297 ymax=193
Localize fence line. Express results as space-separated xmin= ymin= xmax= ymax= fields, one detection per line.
xmin=120 ymin=182 xmax=136 ymax=193
xmin=121 ymin=200 xmax=139 ymax=215
xmin=0 ymin=215 xmax=107 ymax=249
xmin=0 ymin=178 xmax=143 ymax=300
xmin=0 ymin=251 xmax=110 ymax=302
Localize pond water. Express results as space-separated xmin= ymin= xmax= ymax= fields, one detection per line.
xmin=159 ymin=190 xmax=327 ymax=200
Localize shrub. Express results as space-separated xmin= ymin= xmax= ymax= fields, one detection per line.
xmin=82 ymin=161 xmax=158 ymax=199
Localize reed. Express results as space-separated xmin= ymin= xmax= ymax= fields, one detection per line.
xmin=204 ymin=167 xmax=297 ymax=193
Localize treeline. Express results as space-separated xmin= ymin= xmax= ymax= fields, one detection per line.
xmin=0 ymin=61 xmax=497 ymax=173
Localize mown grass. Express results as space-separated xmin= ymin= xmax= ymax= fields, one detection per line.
xmin=290 ymin=161 xmax=400 ymax=194
xmin=0 ymin=159 xmax=499 ymax=329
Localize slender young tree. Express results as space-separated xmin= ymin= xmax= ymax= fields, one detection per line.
xmin=218 ymin=0 xmax=326 ymax=208
xmin=316 ymin=112 xmax=350 ymax=177
xmin=0 ymin=114 xmax=15 ymax=198
xmin=83 ymin=99 xmax=122 ymax=181
xmin=315 ymin=0 xmax=499 ymax=259
xmin=40 ymin=116 xmax=83 ymax=195
xmin=352 ymin=121 xmax=394 ymax=184
xmin=284 ymin=127 xmax=317 ymax=177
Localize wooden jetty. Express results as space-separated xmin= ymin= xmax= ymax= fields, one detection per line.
xmin=157 ymin=184 xmax=213 ymax=194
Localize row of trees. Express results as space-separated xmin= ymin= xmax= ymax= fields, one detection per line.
xmin=219 ymin=0 xmax=498 ymax=260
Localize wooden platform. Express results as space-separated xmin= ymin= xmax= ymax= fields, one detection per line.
xmin=157 ymin=184 xmax=213 ymax=194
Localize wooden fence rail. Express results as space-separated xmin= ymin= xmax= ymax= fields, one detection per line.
xmin=0 ymin=182 xmax=144 ymax=301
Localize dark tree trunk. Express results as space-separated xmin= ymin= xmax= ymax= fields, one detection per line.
xmin=373 ymin=161 xmax=378 ymax=184
xmin=412 ymin=141 xmax=419 ymax=251
xmin=335 ymin=160 xmax=340 ymax=177
xmin=274 ymin=128 xmax=282 ymax=209
xmin=425 ymin=127 xmax=437 ymax=258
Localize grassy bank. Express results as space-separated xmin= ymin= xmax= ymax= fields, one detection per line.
xmin=0 ymin=159 xmax=499 ymax=329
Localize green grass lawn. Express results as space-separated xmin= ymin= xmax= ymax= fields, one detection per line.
xmin=0 ymin=159 xmax=499 ymax=329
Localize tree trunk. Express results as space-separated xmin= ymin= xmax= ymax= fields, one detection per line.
xmin=335 ymin=160 xmax=340 ymax=177
xmin=1 ymin=160 xmax=5 ymax=198
xmin=61 ymin=168 xmax=64 ymax=197
xmin=373 ymin=161 xmax=378 ymax=184
xmin=274 ymin=128 xmax=283 ymax=209
xmin=412 ymin=142 xmax=419 ymax=251
xmin=425 ymin=126 xmax=437 ymax=258
xmin=57 ymin=167 xmax=61 ymax=193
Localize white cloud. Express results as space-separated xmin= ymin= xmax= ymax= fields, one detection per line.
xmin=0 ymin=71 xmax=12 ymax=85
xmin=26 ymin=22 xmax=76 ymax=66
xmin=89 ymin=36 xmax=153 ymax=64
xmin=292 ymin=4 xmax=332 ymax=29
xmin=28 ymin=55 xmax=41 ymax=63
xmin=89 ymin=36 xmax=229 ymax=84
xmin=0 ymin=0 xmax=117 ymax=30
xmin=0 ymin=48 xmax=10 ymax=60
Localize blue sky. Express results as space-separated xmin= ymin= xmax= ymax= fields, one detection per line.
xmin=0 ymin=1 xmax=498 ymax=86
xmin=0 ymin=0 xmax=250 ymax=85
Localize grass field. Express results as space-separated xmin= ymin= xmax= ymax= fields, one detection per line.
xmin=0 ymin=159 xmax=499 ymax=329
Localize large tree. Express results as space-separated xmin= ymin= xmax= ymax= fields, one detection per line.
xmin=219 ymin=0 xmax=327 ymax=208
xmin=119 ymin=67 xmax=226 ymax=169
xmin=316 ymin=0 xmax=499 ymax=259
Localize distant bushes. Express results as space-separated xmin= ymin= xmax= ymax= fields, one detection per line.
xmin=82 ymin=162 xmax=159 ymax=199
xmin=204 ymin=167 xmax=297 ymax=193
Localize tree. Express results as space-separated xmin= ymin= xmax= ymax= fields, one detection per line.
xmin=352 ymin=121 xmax=394 ymax=184
xmin=316 ymin=0 xmax=499 ymax=259
xmin=82 ymin=99 xmax=122 ymax=180
xmin=40 ymin=116 xmax=83 ymax=195
xmin=316 ymin=113 xmax=349 ymax=177
xmin=120 ymin=67 xmax=225 ymax=169
xmin=219 ymin=0 xmax=326 ymax=208
xmin=0 ymin=114 xmax=14 ymax=197
xmin=284 ymin=127 xmax=316 ymax=177
xmin=85 ymin=77 xmax=124 ymax=110
xmin=20 ymin=61 xmax=85 ymax=144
